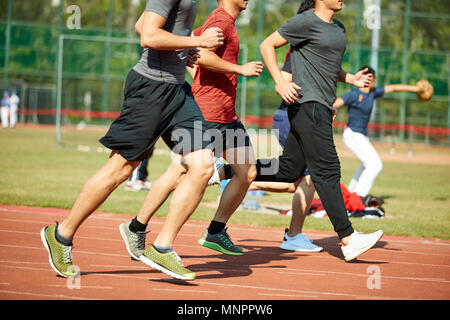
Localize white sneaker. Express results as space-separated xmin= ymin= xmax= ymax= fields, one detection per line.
xmin=141 ymin=180 xmax=152 ymax=191
xmin=124 ymin=180 xmax=144 ymax=191
xmin=207 ymin=157 xmax=224 ymax=186
xmin=280 ymin=229 xmax=323 ymax=252
xmin=341 ymin=230 xmax=383 ymax=262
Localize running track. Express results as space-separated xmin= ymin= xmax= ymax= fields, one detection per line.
xmin=0 ymin=205 xmax=449 ymax=300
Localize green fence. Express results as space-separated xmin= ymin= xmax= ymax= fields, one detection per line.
xmin=1 ymin=0 xmax=449 ymax=146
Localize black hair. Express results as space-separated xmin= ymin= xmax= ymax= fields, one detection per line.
xmin=297 ymin=0 xmax=315 ymax=14
xmin=360 ymin=65 xmax=376 ymax=77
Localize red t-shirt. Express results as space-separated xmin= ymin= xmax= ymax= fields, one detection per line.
xmin=192 ymin=8 xmax=239 ymax=123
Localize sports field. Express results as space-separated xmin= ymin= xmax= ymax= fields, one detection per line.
xmin=0 ymin=124 xmax=449 ymax=240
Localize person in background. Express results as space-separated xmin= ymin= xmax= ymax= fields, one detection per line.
xmin=1 ymin=91 xmax=10 ymax=129
xmin=125 ymin=146 xmax=154 ymax=192
xmin=9 ymin=89 xmax=20 ymax=129
xmin=333 ymin=65 xmax=423 ymax=202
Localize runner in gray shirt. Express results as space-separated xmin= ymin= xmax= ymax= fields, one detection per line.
xmin=256 ymin=0 xmax=383 ymax=262
xmin=278 ymin=9 xmax=346 ymax=108
xmin=134 ymin=0 xmax=196 ymax=84
xmin=41 ymin=0 xmax=224 ymax=281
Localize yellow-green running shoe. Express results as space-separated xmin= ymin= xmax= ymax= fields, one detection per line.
xmin=140 ymin=245 xmax=196 ymax=281
xmin=40 ymin=224 xmax=78 ymax=278
xmin=198 ymin=227 xmax=244 ymax=256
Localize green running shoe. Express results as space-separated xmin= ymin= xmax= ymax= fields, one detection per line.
xmin=198 ymin=227 xmax=244 ymax=256
xmin=119 ymin=220 xmax=149 ymax=261
xmin=40 ymin=224 xmax=78 ymax=278
xmin=140 ymin=245 xmax=196 ymax=281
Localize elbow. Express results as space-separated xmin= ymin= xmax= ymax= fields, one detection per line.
xmin=259 ymin=41 xmax=265 ymax=51
xmin=140 ymin=34 xmax=157 ymax=50
xmin=259 ymin=40 xmax=269 ymax=55
xmin=140 ymin=35 xmax=150 ymax=49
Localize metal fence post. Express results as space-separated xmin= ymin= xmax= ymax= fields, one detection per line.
xmin=54 ymin=0 xmax=63 ymax=145
xmin=369 ymin=0 xmax=381 ymax=124
xmin=56 ymin=35 xmax=64 ymax=145
xmin=102 ymin=0 xmax=114 ymax=125
xmin=3 ymin=0 xmax=12 ymax=92
xmin=252 ymin=0 xmax=264 ymax=118
xmin=354 ymin=0 xmax=363 ymax=72
xmin=400 ymin=0 xmax=411 ymax=141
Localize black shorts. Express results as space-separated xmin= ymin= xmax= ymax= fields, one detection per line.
xmin=99 ymin=70 xmax=211 ymax=161
xmin=204 ymin=119 xmax=252 ymax=157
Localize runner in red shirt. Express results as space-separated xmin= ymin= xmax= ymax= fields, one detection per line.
xmin=191 ymin=8 xmax=239 ymax=123
xmin=189 ymin=0 xmax=264 ymax=255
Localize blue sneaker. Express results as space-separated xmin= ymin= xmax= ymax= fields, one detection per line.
xmin=280 ymin=229 xmax=323 ymax=252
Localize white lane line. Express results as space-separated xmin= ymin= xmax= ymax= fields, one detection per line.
xmin=278 ymin=267 xmax=450 ymax=284
xmin=197 ymin=280 xmax=431 ymax=300
xmin=276 ymin=271 xmax=327 ymax=276
xmin=0 ymin=218 xmax=119 ymax=231
xmin=0 ymin=289 xmax=94 ymax=300
xmin=258 ymin=292 xmax=318 ymax=298
xmin=48 ymin=284 xmax=113 ymax=290
xmin=152 ymin=288 xmax=216 ymax=294
xmin=0 ymin=244 xmax=129 ymax=258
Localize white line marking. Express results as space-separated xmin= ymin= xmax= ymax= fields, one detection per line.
xmin=0 ymin=289 xmax=94 ymax=300
xmin=258 ymin=292 xmax=318 ymax=298
xmin=276 ymin=271 xmax=327 ymax=276
xmin=48 ymin=284 xmax=113 ymax=290
xmin=279 ymin=267 xmax=450 ymax=283
xmin=152 ymin=288 xmax=216 ymax=294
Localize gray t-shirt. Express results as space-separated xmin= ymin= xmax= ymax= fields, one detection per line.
xmin=133 ymin=0 xmax=196 ymax=84
xmin=278 ymin=10 xmax=346 ymax=108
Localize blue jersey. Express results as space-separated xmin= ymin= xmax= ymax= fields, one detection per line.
xmin=1 ymin=97 xmax=9 ymax=108
xmin=341 ymin=87 xmax=385 ymax=136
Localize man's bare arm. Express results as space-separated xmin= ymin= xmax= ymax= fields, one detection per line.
xmin=260 ymin=31 xmax=300 ymax=104
xmin=137 ymin=11 xmax=224 ymax=50
xmin=196 ymin=48 xmax=263 ymax=77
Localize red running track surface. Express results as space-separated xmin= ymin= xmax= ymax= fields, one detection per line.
xmin=0 ymin=205 xmax=449 ymax=300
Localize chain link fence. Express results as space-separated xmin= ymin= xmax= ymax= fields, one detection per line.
xmin=0 ymin=0 xmax=449 ymax=146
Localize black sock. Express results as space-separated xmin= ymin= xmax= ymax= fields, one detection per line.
xmin=129 ymin=217 xmax=147 ymax=233
xmin=223 ymin=165 xmax=234 ymax=179
xmin=152 ymin=244 xmax=172 ymax=253
xmin=208 ymin=220 xmax=226 ymax=235
xmin=55 ymin=223 xmax=73 ymax=246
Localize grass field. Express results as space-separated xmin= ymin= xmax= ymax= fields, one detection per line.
xmin=1 ymin=125 xmax=449 ymax=239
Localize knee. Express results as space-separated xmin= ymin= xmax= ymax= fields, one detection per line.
xmin=371 ymin=160 xmax=383 ymax=175
xmin=234 ymin=164 xmax=257 ymax=185
xmin=104 ymin=162 xmax=136 ymax=186
xmin=247 ymin=164 xmax=257 ymax=183
xmin=191 ymin=163 xmax=215 ymax=183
